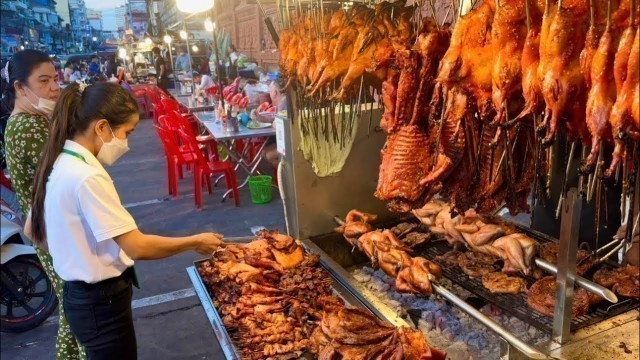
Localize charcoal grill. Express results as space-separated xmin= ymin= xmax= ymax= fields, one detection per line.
xmin=421 ymin=240 xmax=639 ymax=333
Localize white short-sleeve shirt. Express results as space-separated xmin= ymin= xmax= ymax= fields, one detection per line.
xmin=45 ymin=140 xmax=137 ymax=283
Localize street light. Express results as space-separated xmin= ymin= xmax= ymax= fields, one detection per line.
xmin=179 ymin=30 xmax=188 ymax=40
xmin=176 ymin=0 xmax=214 ymax=13
xmin=92 ymin=36 xmax=97 ymax=42
xmin=163 ymin=35 xmax=172 ymax=44
xmin=204 ymin=18 xmax=215 ymax=32
xmin=118 ymin=48 xmax=127 ymax=59
xmin=20 ymin=45 xmax=25 ymax=50
xmin=145 ymin=37 xmax=153 ymax=46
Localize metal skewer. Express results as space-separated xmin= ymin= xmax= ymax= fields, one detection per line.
xmin=534 ymin=258 xmax=618 ymax=303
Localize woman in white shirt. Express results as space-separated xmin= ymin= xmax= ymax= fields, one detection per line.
xmin=28 ymin=82 xmax=224 ymax=360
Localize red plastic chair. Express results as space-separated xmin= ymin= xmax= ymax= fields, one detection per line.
xmin=160 ymin=98 xmax=197 ymax=130
xmin=132 ymin=87 xmax=151 ymax=119
xmin=178 ymin=129 xmax=239 ymax=209
xmin=153 ymin=125 xmax=178 ymax=197
xmin=154 ymin=124 xmax=202 ymax=198
xmin=169 ymin=111 xmax=220 ymax=162
xmin=157 ymin=114 xmax=205 ymax=176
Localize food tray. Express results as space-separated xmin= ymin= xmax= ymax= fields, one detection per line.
xmin=186 ymin=238 xmax=401 ymax=360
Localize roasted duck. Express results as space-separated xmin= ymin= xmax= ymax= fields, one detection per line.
xmin=538 ymin=0 xmax=590 ymax=144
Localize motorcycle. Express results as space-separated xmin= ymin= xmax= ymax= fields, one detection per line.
xmin=1 ymin=171 xmax=58 ymax=333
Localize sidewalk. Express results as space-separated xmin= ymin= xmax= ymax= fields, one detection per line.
xmin=1 ymin=117 xmax=286 ymax=359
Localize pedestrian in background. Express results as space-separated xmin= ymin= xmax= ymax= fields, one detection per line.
xmin=174 ymin=47 xmax=190 ymax=72
xmin=88 ymin=55 xmax=100 ymax=77
xmin=1 ymin=49 xmax=86 ymax=360
xmin=152 ymin=47 xmax=169 ymax=94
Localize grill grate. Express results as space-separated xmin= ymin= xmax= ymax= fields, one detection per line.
xmin=418 ymin=237 xmax=639 ymax=333
xmin=316 ymin=216 xmax=639 ymax=334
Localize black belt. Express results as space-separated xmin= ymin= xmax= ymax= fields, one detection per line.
xmin=64 ymin=268 xmax=133 ymax=304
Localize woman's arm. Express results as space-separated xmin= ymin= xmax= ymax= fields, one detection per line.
xmin=114 ymin=229 xmax=223 ymax=260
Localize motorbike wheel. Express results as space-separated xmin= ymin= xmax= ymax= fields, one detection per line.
xmin=1 ymin=255 xmax=58 ymax=333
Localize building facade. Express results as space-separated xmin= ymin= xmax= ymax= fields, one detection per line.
xmin=214 ymin=0 xmax=279 ymax=72
xmin=68 ymin=0 xmax=89 ymax=51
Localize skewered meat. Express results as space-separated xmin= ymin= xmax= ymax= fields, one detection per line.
xmin=482 ymin=272 xmax=527 ymax=294
xmin=396 ymin=257 xmax=442 ymax=296
xmin=457 ymin=251 xmax=501 ymax=278
xmin=378 ymin=248 xmax=413 ymax=277
xmin=335 ymin=209 xmax=378 ymax=244
xmin=594 ymin=265 xmax=640 ymax=298
xmin=412 ymin=199 xmax=447 ymax=226
xmin=538 ymin=0 xmax=590 ymax=144
xmin=538 ymin=242 xmax=598 ymax=275
xmin=526 ymin=276 xmax=591 ymax=317
xmin=492 ymin=233 xmax=539 ymax=275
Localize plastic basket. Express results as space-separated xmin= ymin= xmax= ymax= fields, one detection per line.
xmin=248 ymin=175 xmax=273 ymax=204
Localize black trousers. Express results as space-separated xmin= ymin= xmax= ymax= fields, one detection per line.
xmin=157 ymin=77 xmax=170 ymax=94
xmin=63 ymin=268 xmax=137 ymax=360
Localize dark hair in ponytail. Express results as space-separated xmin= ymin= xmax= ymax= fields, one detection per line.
xmin=30 ymin=82 xmax=138 ymax=246
xmin=1 ymin=50 xmax=52 ymax=116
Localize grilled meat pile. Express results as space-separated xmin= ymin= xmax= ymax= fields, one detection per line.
xmin=415 ymin=201 xmax=540 ymax=276
xmin=309 ymin=298 xmax=446 ymax=360
xmin=198 ymin=231 xmax=333 ymax=359
xmin=593 ymin=265 xmax=640 ymax=298
xmin=336 ymin=210 xmax=443 ymax=297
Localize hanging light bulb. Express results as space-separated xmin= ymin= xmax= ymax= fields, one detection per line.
xmin=180 ymin=30 xmax=188 ymax=40
xmin=204 ymin=18 xmax=214 ymax=32
xmin=163 ymin=34 xmax=172 ymax=44
xmin=118 ymin=48 xmax=127 ymax=59
xmin=176 ymin=0 xmax=214 ymax=14
xmin=191 ymin=45 xmax=199 ymax=52
xmin=145 ymin=37 xmax=153 ymax=45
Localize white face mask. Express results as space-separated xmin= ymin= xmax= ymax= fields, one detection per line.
xmin=25 ymin=87 xmax=56 ymax=117
xmin=96 ymin=125 xmax=130 ymax=166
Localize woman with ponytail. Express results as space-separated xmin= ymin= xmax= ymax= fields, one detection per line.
xmin=28 ymin=82 xmax=224 ymax=360
xmin=1 ymin=50 xmax=86 ymax=360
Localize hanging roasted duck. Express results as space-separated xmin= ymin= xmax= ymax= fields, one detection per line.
xmin=537 ymin=0 xmax=591 ymax=145
xmin=582 ymin=0 xmax=632 ymax=173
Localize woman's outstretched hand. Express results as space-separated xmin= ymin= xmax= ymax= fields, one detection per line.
xmin=194 ymin=233 xmax=225 ymax=255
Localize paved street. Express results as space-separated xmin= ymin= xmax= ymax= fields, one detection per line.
xmin=1 ymin=116 xmax=285 ymax=360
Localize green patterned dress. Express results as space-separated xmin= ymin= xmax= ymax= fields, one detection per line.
xmin=4 ymin=112 xmax=86 ymax=360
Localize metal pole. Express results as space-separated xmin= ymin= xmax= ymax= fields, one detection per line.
xmin=183 ymin=25 xmax=194 ymax=93
xmin=552 ymin=187 xmax=582 ymax=344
